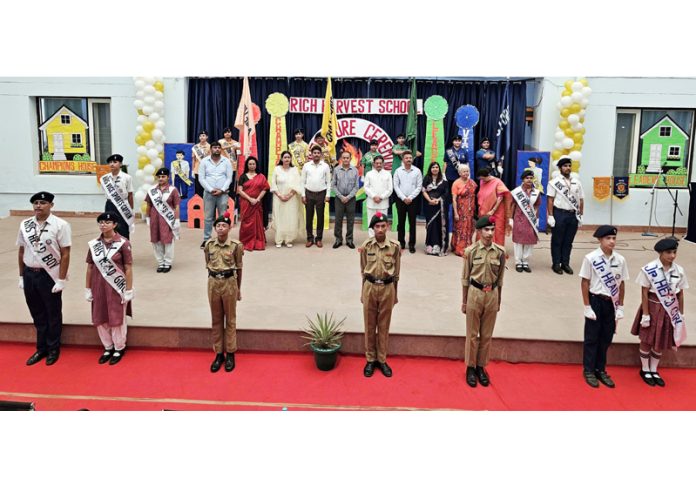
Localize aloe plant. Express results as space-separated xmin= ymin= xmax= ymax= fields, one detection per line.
xmin=302 ymin=312 xmax=345 ymax=350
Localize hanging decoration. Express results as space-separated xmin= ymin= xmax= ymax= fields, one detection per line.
xmin=454 ymin=105 xmax=480 ymax=163
xmin=551 ymin=78 xmax=592 ymax=173
xmin=423 ymin=95 xmax=448 ymax=175
xmin=265 ymin=93 xmax=289 ymax=181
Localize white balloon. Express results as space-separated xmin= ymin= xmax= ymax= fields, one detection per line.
xmin=145 ymin=140 xmax=155 ymax=149
xmin=581 ymin=86 xmax=592 ymax=96
xmin=554 ymin=131 xmax=565 ymax=141
xmin=155 ymin=120 xmax=166 ymax=129
xmin=571 ymin=92 xmax=583 ymax=103
xmin=154 ymin=91 xmax=164 ymax=100
xmin=136 ymin=125 xmax=144 ymax=134
xmin=580 ymin=98 xmax=589 ymax=108
xmin=144 ymin=77 xmax=156 ymax=84
xmin=567 ymin=114 xmax=580 ymax=125
xmin=571 ymin=81 xmax=583 ymax=92
xmin=147 ymin=148 xmax=159 ymax=159
xmin=159 ymin=135 xmax=166 ymax=143
xmin=151 ymin=129 xmax=163 ymax=139
xmin=575 ymin=122 xmax=583 ymax=131
xmin=144 ymin=85 xmax=156 ymax=95
xmin=134 ymin=80 xmax=146 ymax=90
xmin=149 ymin=112 xmax=160 ymax=121
xmin=142 ymin=105 xmax=154 ymax=115
xmin=554 ymin=141 xmax=562 ymax=150
xmin=155 ymin=143 xmax=163 ymax=153
xmin=152 ymin=159 xmax=163 ymax=168
xmin=579 ymin=109 xmax=586 ymax=117
xmin=135 ymin=169 xmax=145 ymax=179
xmin=556 ymin=102 xmax=562 ymax=111
xmin=569 ymin=151 xmax=582 ymax=161
xmin=154 ymin=100 xmax=164 ymax=111
xmin=560 ymin=96 xmax=572 ymax=107
xmin=144 ymin=174 xmax=155 ymax=184
xmin=136 ymin=146 xmax=147 ymax=155
xmin=144 ymin=164 xmax=155 ymax=175
xmin=133 ymin=100 xmax=144 ymax=109
xmin=144 ymin=95 xmax=155 ymax=105
xmin=562 ymin=138 xmax=574 ymax=149
xmin=137 ymin=115 xmax=147 ymax=124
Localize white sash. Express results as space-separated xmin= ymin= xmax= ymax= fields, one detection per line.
xmin=590 ymin=253 xmax=622 ymax=313
xmin=551 ymin=176 xmax=581 ymax=221
xmin=511 ymin=186 xmax=539 ymax=237
xmin=21 ymin=218 xmax=62 ymax=283
xmin=88 ymin=238 xmax=128 ymax=296
xmin=193 ymin=144 xmax=207 ymax=161
xmin=642 ymin=262 xmax=687 ymax=347
xmin=149 ymin=186 xmax=179 ymax=240
xmin=101 ymin=174 xmax=135 ymax=231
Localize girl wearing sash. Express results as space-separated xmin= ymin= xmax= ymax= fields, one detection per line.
xmin=192 ymin=130 xmax=211 ymax=197
xmin=476 ymin=167 xmax=511 ymax=247
xmin=451 ymin=164 xmax=477 ymax=257
xmin=631 ymin=238 xmax=689 ymax=387
xmin=510 ymin=169 xmax=541 ymax=272
xmin=85 ymin=212 xmax=134 ymax=365
xmin=270 ymin=151 xmax=304 ymax=248
xmin=422 ymin=162 xmax=448 ymax=256
xmin=237 ymin=156 xmax=270 ymax=251
xmin=145 ymin=168 xmax=181 ymax=272
xmin=103 ymin=154 xmax=134 ymax=241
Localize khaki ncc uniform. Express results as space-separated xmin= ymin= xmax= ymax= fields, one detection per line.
xmin=360 ymin=237 xmax=401 ymax=363
xmin=205 ymin=237 xmax=244 ymax=353
xmin=462 ymin=240 xmax=506 ymax=367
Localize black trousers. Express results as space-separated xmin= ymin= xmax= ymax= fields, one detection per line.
xmin=583 ymin=294 xmax=616 ymax=372
xmin=23 ymin=269 xmax=63 ymax=353
xmin=194 ymin=174 xmax=204 ymax=197
xmin=334 ymin=196 xmax=356 ymax=243
xmin=105 ymin=200 xmax=130 ymax=241
xmin=550 ymin=207 xmax=578 ymax=265
xmin=305 ymin=189 xmax=327 ymax=241
xmin=395 ymin=196 xmax=419 ymax=247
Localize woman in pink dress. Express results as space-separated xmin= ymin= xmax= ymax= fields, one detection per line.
xmin=84 ymin=212 xmax=134 ymax=365
xmin=510 ymin=169 xmax=541 ymax=272
xmin=237 ymin=157 xmax=270 ymax=251
xmin=476 ymin=167 xmax=511 ymax=247
xmin=451 ymin=164 xmax=478 ymax=256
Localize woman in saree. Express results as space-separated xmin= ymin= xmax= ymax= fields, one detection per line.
xmin=422 ymin=162 xmax=448 ymax=256
xmin=270 ymin=150 xmax=304 ymax=248
xmin=237 ymin=157 xmax=270 ymax=251
xmin=476 ymin=167 xmax=511 ymax=247
xmin=450 ymin=164 xmax=477 ymax=256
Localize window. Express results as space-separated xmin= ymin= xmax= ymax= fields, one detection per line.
xmin=612 ymin=108 xmax=692 ymax=188
xmin=37 ymin=97 xmax=111 ymax=175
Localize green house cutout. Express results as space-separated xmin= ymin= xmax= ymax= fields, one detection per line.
xmin=639 ymin=115 xmax=688 ymax=173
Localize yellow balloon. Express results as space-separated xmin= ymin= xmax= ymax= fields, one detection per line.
xmin=559 ymin=120 xmax=570 ymax=129
xmin=564 ymin=128 xmax=574 ymax=137
xmin=580 ymin=117 xmax=585 ymax=124
xmin=140 ymin=201 xmax=148 ymax=213
xmin=564 ymin=80 xmax=573 ymax=90
xmin=580 ymin=78 xmax=589 ymax=87
xmin=140 ymin=131 xmax=152 ymax=142
xmin=143 ymin=121 xmax=155 ymax=132
xmin=561 ymin=108 xmax=570 ymax=118
xmin=154 ymin=81 xmax=164 ymax=92
xmin=552 ymin=150 xmax=563 ymax=160
xmin=562 ymin=89 xmax=572 ymax=97
xmin=573 ymin=133 xmax=584 ymax=143
xmin=158 ymin=152 xmax=164 ymax=159
xmin=138 ymin=155 xmax=149 ymax=166
xmin=135 ymin=134 xmax=144 ymax=145
xmin=581 ymin=128 xmax=586 ymax=134
xmin=573 ymin=142 xmax=582 ymax=151
xmin=570 ymin=104 xmax=581 ymax=114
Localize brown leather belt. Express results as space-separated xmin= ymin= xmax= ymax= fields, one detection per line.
xmin=590 ymin=292 xmax=612 ymax=301
xmin=208 ymin=269 xmax=237 ymax=279
xmin=470 ymin=279 xmax=497 ymax=292
xmin=24 ymin=267 xmax=44 ymax=272
xmin=365 ymin=274 xmax=394 ymax=285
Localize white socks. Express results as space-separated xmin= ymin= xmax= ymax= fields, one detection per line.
xmin=640 ymin=350 xmax=651 ymax=372
xmin=649 ymin=350 xmax=661 ymax=373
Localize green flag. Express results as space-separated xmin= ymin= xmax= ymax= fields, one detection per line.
xmin=405 ymin=78 xmax=418 ymax=156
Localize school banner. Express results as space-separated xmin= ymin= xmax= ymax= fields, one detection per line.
xmin=613 ymin=176 xmax=629 ymax=199
xmin=289 ymin=97 xmax=424 ymax=115
xmin=593 ymin=176 xmax=611 ymax=201
xmin=516 ymin=151 xmax=550 ymax=232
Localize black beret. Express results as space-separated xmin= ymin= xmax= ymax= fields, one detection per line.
xmin=396 ymin=133 xmax=405 ymax=138
xmin=654 ymin=238 xmax=678 ymax=252
xmin=107 ymin=154 xmax=124 ymax=163
xmin=30 ymin=191 xmax=55 ymax=203
xmin=293 ymin=128 xmax=304 ymax=135
xmin=556 ymin=157 xmax=572 ymax=167
xmin=198 ymin=130 xmax=208 ymax=136
xmin=97 ymin=211 xmax=119 ymax=222
xmin=452 ymin=135 xmax=463 ymax=142
xmin=475 ymin=215 xmax=496 ymax=229
xmin=369 ymin=211 xmax=389 ymax=229
xmin=156 ymin=167 xmax=170 ymax=176
xmin=528 ymin=156 xmax=542 ymax=165
xmin=593 ymin=225 xmax=618 ymax=238
xmin=480 ymin=137 xmax=490 ymax=144
xmin=214 ymin=211 xmax=232 ymax=226
xmin=520 ymin=169 xmax=535 ymax=180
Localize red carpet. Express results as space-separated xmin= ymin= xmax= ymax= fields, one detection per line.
xmin=1 ymin=342 xmax=695 ymax=410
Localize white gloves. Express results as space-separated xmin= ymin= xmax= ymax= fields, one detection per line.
xmin=508 ymin=218 xmax=514 ymax=229
xmin=84 ymin=288 xmax=93 ymax=302
xmin=577 ymin=214 xmax=583 ymax=228
xmin=497 ymin=164 xmax=504 ymax=175
xmin=547 ymin=216 xmax=555 ymax=228
xmin=18 ymin=276 xmax=24 ymax=290
xmin=51 ymin=279 xmax=66 ymax=293
xmin=584 ymin=305 xmax=597 ymax=320
xmin=123 ymin=289 xmax=134 ymax=303
xmin=640 ymin=314 xmax=651 ymax=328
xmin=173 ymin=219 xmax=181 ymax=229
xmin=146 ymin=217 xmax=150 ymax=227
xmin=615 ymin=306 xmax=625 ymax=320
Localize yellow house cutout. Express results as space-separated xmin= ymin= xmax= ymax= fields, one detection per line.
xmin=39 ymin=105 xmax=88 ymax=161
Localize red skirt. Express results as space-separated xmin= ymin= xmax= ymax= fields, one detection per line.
xmin=630 ymin=298 xmax=675 ymax=352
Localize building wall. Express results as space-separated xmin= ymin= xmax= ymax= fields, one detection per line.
xmin=0 ymin=77 xmax=187 ymax=216
xmin=532 ymin=77 xmax=694 ymax=228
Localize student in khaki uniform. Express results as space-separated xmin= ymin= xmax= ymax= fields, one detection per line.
xmin=359 ymin=212 xmax=401 ymax=378
xmin=204 ymin=211 xmax=244 ymax=373
xmin=461 ymin=215 xmax=506 ymax=388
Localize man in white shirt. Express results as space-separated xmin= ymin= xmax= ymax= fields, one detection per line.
xmin=104 ymin=154 xmax=134 ymax=240
xmin=199 ymin=141 xmax=233 ymax=248
xmin=363 ymin=155 xmax=393 ymax=238
xmin=301 ymin=146 xmax=332 ymax=248
xmin=393 ymin=151 xmax=423 ymax=253
xmin=547 ymin=157 xmax=584 ymax=275
xmin=17 ymin=192 xmax=72 ymax=366
xmin=578 ymin=225 xmax=629 ymax=388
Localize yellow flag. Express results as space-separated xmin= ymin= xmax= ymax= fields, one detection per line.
xmin=321 ymin=77 xmax=339 ymax=161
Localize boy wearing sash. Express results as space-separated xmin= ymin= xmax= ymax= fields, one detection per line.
xmin=192 ymin=130 xmax=211 ymax=197
xmin=288 ymin=128 xmax=309 ymax=173
xmin=444 ymin=135 xmax=468 ymax=183
xmin=204 ymin=211 xmax=244 ymax=373
xmin=146 ymin=167 xmax=181 ymax=272
xmin=171 ymin=150 xmax=192 ymax=199
xmin=631 ymin=238 xmax=689 ymax=387
xmin=547 ymin=157 xmax=584 ymax=275
xmin=85 ymin=212 xmax=134 ymax=365
xmin=17 ymin=192 xmax=72 ymax=366
xmin=578 ymin=225 xmax=628 ymax=388
xmin=509 ymin=169 xmax=541 ymax=272
xmin=101 ymin=154 xmax=134 ymax=241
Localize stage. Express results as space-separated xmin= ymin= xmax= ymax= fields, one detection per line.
xmin=1 ymin=214 xmax=694 ymax=366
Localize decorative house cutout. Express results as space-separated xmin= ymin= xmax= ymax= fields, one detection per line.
xmin=639 ymin=115 xmax=688 ymax=173
xmin=39 ymin=105 xmax=89 ymax=161
xmin=186 ymin=194 xmax=235 ymax=229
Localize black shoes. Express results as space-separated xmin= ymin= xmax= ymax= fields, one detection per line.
xmin=333 ymin=240 xmax=342 ymax=249
xmin=109 ymin=348 xmax=125 ymax=365
xmin=583 ymin=370 xmax=599 ymax=388
xmin=224 ymin=353 xmax=236 ymax=372
xmin=379 ymin=362 xmax=393 ymax=378
xmin=516 ymin=264 xmax=523 ymax=272
xmin=652 ymin=372 xmax=665 ymax=387
xmin=639 ymin=370 xmax=655 ymax=386
xmin=200 ymin=241 xmax=206 ymax=249
xmin=552 ymin=264 xmax=563 ymax=275
xmin=157 ymin=266 xmax=165 ymax=273
xmin=162 ymin=266 xmax=171 ymax=273
xmin=408 ymin=246 xmax=416 ymax=254
xmin=26 ymin=351 xmax=47 ymax=366
xmin=466 ymin=366 xmax=477 ymax=387
xmin=364 ymin=361 xmax=376 ymax=377
xmin=476 ymin=366 xmax=490 ymax=387
xmin=210 ymin=353 xmax=225 ymax=373
xmin=346 ymin=241 xmax=355 ymax=249
xmin=561 ymin=263 xmax=574 ymax=275
xmin=595 ymin=370 xmax=615 ymax=388
xmin=46 ymin=350 xmax=60 ymax=366
xmin=522 ymin=265 xmax=531 ymax=273
xmin=99 ymin=349 xmax=114 ymax=364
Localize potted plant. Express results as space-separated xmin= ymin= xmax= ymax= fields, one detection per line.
xmin=302 ymin=312 xmax=345 ymax=371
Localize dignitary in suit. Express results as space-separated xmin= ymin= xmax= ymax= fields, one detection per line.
xmin=17 ymin=192 xmax=72 ymax=366
xmin=332 ymin=150 xmax=360 ymax=249
xmin=393 ymin=150 xmax=423 ymax=253
xmin=145 ymin=167 xmax=181 ymax=272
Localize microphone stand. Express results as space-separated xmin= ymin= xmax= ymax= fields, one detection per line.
xmin=660 ymin=167 xmax=683 ymax=239
xmin=641 ymin=171 xmax=660 ymax=237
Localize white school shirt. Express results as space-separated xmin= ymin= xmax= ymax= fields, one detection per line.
xmin=16 ymin=214 xmax=72 ymax=268
xmin=547 ymin=174 xmax=584 ymax=211
xmin=578 ymin=248 xmax=629 ymax=297
xmin=107 ymin=170 xmax=134 ymax=199
xmin=635 ymin=259 xmax=689 ymax=295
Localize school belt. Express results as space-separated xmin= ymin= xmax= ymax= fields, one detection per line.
xmin=208 ymin=269 xmax=237 ymax=279
xmin=470 ymin=279 xmax=497 ymax=292
xmin=553 ymin=207 xmax=576 ymax=214
xmin=365 ymin=274 xmax=394 ymax=285
xmin=24 ymin=267 xmax=44 ymax=272
xmin=589 ymin=292 xmax=612 ymax=301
